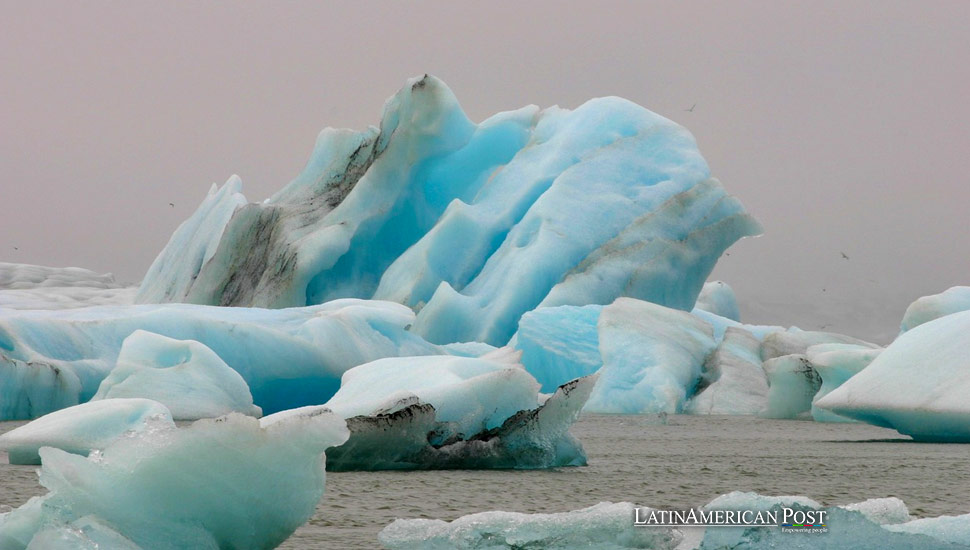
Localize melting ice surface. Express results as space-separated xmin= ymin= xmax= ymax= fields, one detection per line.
xmin=0 ymin=300 xmax=448 ymax=419
xmin=272 ymin=350 xmax=598 ymax=470
xmin=0 ymin=398 xmax=172 ymax=465
xmin=136 ymin=75 xmax=761 ymax=347
xmin=0 ymin=408 xmax=349 ymax=550
xmin=90 ymin=331 xmax=262 ymax=420
xmin=379 ymin=492 xmax=970 ymax=550
xmin=816 ymin=309 xmax=970 ymax=441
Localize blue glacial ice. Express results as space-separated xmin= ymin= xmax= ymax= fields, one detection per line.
xmin=693 ymin=280 xmax=741 ymax=321
xmin=512 ymin=304 xmax=604 ymax=393
xmin=136 ymin=75 xmax=760 ymax=346
xmin=90 ymin=331 xmax=262 ymax=420
xmin=698 ymin=493 xmax=970 ymax=550
xmin=0 ymin=398 xmax=173 ymax=465
xmin=288 ymin=349 xmax=597 ymax=470
xmin=513 ymin=297 xmax=786 ymax=414
xmin=0 ymin=408 xmax=349 ymax=550
xmin=0 ymin=299 xmax=445 ymax=419
xmin=589 ymin=298 xmax=716 ymax=413
xmin=379 ymin=502 xmax=681 ymax=550
xmin=685 ymin=327 xmax=769 ymax=415
xmin=900 ymin=286 xmax=970 ymax=333
xmin=815 ymin=309 xmax=970 ymax=441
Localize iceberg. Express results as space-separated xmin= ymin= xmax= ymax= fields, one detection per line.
xmin=900 ymin=286 xmax=970 ymax=333
xmin=805 ymin=343 xmax=881 ymax=422
xmin=0 ymin=299 xmax=443 ymax=419
xmin=586 ymin=298 xmax=715 ymax=413
xmin=0 ymin=398 xmax=173 ymax=465
xmin=815 ymin=309 xmax=970 ymax=441
xmin=307 ymin=350 xmax=596 ymax=470
xmin=0 ymin=262 xmax=135 ymax=311
xmin=759 ymin=354 xmax=820 ymax=419
xmin=694 ymin=280 xmax=741 ymax=321
xmin=686 ymin=327 xmax=769 ymax=415
xmin=512 ymin=304 xmax=603 ymax=393
xmin=137 ymin=75 xmax=760 ymax=346
xmin=0 ymin=408 xmax=349 ymax=550
xmin=90 ymin=331 xmax=261 ymax=420
xmin=379 ymin=502 xmax=681 ymax=550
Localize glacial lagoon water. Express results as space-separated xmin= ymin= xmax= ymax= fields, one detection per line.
xmin=2 ymin=414 xmax=968 ymax=549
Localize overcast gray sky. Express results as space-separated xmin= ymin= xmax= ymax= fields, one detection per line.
xmin=2 ymin=1 xmax=968 ymax=342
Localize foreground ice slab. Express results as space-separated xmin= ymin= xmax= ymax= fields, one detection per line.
xmin=91 ymin=331 xmax=261 ymax=420
xmin=900 ymin=286 xmax=970 ymax=333
xmin=816 ymin=310 xmax=970 ymax=441
xmin=0 ymin=399 xmax=173 ymax=465
xmin=698 ymin=492 xmax=969 ymax=550
xmin=0 ymin=409 xmax=349 ymax=550
xmin=138 ymin=75 xmax=760 ymax=346
xmin=313 ymin=351 xmax=596 ymax=470
xmin=379 ymin=502 xmax=681 ymax=550
xmin=0 ymin=299 xmax=443 ymax=419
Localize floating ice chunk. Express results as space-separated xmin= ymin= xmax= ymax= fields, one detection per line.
xmin=0 ymin=262 xmax=135 ymax=311
xmin=0 ymin=263 xmax=122 ymax=290
xmin=888 ymin=513 xmax=970 ymax=545
xmin=91 ymin=331 xmax=261 ymax=420
xmin=689 ymin=308 xmax=782 ymax=343
xmin=694 ymin=281 xmax=740 ymax=321
xmin=324 ymin=352 xmax=540 ymax=438
xmin=760 ymin=328 xmax=880 ymax=362
xmin=326 ymin=373 xmax=597 ymax=470
xmin=25 ymin=516 xmax=142 ymax=550
xmin=0 ymin=299 xmax=443 ymax=419
xmin=686 ymin=327 xmax=769 ymax=415
xmin=378 ymin=502 xmax=681 ymax=550
xmin=586 ymin=298 xmax=715 ymax=413
xmin=0 ymin=409 xmax=349 ymax=550
xmin=900 ymin=286 xmax=970 ymax=333
xmin=841 ymin=497 xmax=912 ymax=525
xmin=513 ymin=304 xmax=604 ymax=393
xmin=138 ymin=76 xmax=758 ymax=347
xmin=759 ymin=354 xmax=820 ymax=419
xmin=806 ymin=343 xmax=882 ymax=423
xmin=815 ymin=310 xmax=970 ymax=441
xmin=703 ymin=490 xmax=821 ymax=511
xmin=0 ymin=398 xmax=173 ymax=465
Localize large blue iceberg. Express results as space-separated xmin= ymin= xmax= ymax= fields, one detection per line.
xmin=136 ymin=75 xmax=761 ymax=346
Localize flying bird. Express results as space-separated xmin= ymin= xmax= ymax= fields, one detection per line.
xmin=841 ymin=252 xmax=849 ymax=260
xmin=169 ymin=203 xmax=175 ymax=207
xmin=684 ymin=103 xmax=696 ymax=112
xmin=12 ymin=246 xmax=18 ymax=250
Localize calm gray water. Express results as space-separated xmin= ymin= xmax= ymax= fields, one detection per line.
xmin=2 ymin=415 xmax=968 ymax=549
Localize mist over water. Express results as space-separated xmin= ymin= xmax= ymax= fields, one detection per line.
xmin=4 ymin=415 xmax=967 ymax=548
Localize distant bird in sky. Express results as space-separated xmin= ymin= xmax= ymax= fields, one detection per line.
xmin=169 ymin=203 xmax=175 ymax=207
xmin=12 ymin=246 xmax=18 ymax=250
xmin=841 ymin=252 xmax=849 ymax=260
xmin=684 ymin=103 xmax=696 ymax=112
xmin=819 ymin=324 xmax=830 ymax=330
xmin=822 ymin=288 xmax=827 ymax=292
